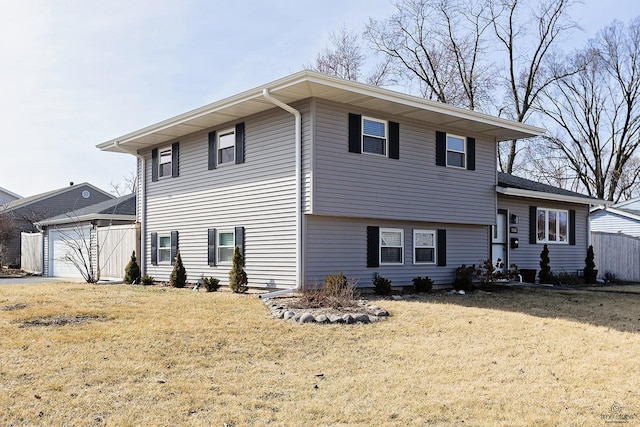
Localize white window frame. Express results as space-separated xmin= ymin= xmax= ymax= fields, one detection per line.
xmin=446 ymin=134 xmax=466 ymax=168
xmin=217 ymin=128 xmax=236 ymax=166
xmin=158 ymin=234 xmax=171 ymax=264
xmin=413 ymin=229 xmax=436 ymax=264
xmin=217 ymin=229 xmax=235 ymax=264
xmin=380 ymin=228 xmax=404 ymax=265
xmin=158 ymin=146 xmax=172 ymax=178
xmin=536 ymin=208 xmax=569 ymax=244
xmin=362 ymin=116 xmax=388 ymax=156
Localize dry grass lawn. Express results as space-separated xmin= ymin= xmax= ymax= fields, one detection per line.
xmin=1 ymin=283 xmax=639 ymax=426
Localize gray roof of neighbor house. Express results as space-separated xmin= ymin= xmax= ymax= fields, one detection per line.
xmin=0 ymin=186 xmax=22 ymax=200
xmin=98 ymin=70 xmax=545 ymax=154
xmin=1 ymin=183 xmax=113 ymax=213
xmin=35 ymin=193 xmax=136 ymax=226
xmin=497 ymin=172 xmax=602 ymax=205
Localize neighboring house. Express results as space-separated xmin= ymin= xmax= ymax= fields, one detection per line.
xmin=97 ymin=71 xmax=598 ymax=291
xmin=0 ymin=186 xmax=21 ymax=205
xmin=496 ymin=173 xmax=600 ymax=278
xmin=0 ymin=183 xmax=113 ymax=267
xmin=590 ymin=197 xmax=640 ymax=237
xmin=34 ymin=194 xmax=138 ymax=280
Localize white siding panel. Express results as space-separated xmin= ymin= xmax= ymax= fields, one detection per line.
xmin=311 ymin=100 xmax=497 ymax=225
xmin=590 ymin=210 xmax=640 ymax=237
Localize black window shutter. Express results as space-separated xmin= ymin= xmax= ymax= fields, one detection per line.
xmin=170 ymin=230 xmax=178 ymax=265
xmin=235 ymin=123 xmax=245 ymax=164
xmin=529 ymin=206 xmax=538 ymax=244
xmin=466 ymin=137 xmax=475 ymax=171
xmin=437 ymin=229 xmax=447 ymax=266
xmin=171 ymin=142 xmax=179 ymax=177
xmin=151 ymin=148 xmax=159 ymax=182
xmin=208 ymin=131 xmax=217 ymax=170
xmin=151 ymin=232 xmax=158 ymax=265
xmin=235 ymin=226 xmax=245 ymax=259
xmin=208 ymin=228 xmax=216 ymax=266
xmin=367 ymin=226 xmax=379 ymax=268
xmin=389 ymin=121 xmax=400 ymax=159
xmin=569 ymin=210 xmax=576 ymax=245
xmin=436 ymin=131 xmax=446 ymax=166
xmin=348 ymin=113 xmax=362 ymax=154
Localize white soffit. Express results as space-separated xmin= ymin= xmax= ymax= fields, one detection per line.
xmin=98 ymin=70 xmax=544 ymax=153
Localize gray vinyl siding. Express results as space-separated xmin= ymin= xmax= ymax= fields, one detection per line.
xmin=497 ymin=195 xmax=590 ymax=274
xmin=43 ymin=233 xmax=49 ymax=276
xmin=142 ymin=106 xmax=305 ymax=288
xmin=304 ymin=215 xmax=490 ymax=286
xmin=310 ymin=99 xmax=497 ymax=225
xmin=590 ymin=210 xmax=640 ymax=237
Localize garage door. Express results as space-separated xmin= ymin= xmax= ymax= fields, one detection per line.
xmin=49 ymin=227 xmax=91 ymax=278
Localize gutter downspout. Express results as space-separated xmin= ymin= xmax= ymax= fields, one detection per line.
xmin=113 ymin=141 xmax=146 ymax=277
xmin=259 ymin=88 xmax=302 ymax=299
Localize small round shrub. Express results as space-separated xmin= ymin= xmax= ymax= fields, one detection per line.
xmin=412 ymin=276 xmax=433 ymax=293
xmin=202 ymin=277 xmax=221 ymax=292
xmin=324 ymin=272 xmax=348 ymax=297
xmin=372 ymin=273 xmax=392 ymax=295
xmin=140 ymin=275 xmax=155 ymax=286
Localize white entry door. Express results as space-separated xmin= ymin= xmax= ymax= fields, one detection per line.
xmin=492 ymin=211 xmax=507 ymax=272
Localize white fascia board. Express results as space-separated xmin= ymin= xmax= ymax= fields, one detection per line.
xmin=496 ymin=186 xmax=602 ymax=205
xmin=599 ymin=207 xmax=640 ymax=222
xmin=36 ymin=214 xmax=136 ymax=227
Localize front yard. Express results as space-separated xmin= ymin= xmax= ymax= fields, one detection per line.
xmin=1 ymin=283 xmax=639 ymax=425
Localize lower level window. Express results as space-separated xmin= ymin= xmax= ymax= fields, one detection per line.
xmin=414 ymin=230 xmax=436 ymax=264
xmin=158 ymin=235 xmax=171 ymax=263
xmin=537 ymin=208 xmax=568 ymax=243
xmin=218 ymin=230 xmax=235 ymax=263
xmin=380 ymin=228 xmax=403 ymax=264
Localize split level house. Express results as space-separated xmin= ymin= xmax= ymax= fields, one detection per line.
xmin=97 ymin=71 xmax=599 ymax=292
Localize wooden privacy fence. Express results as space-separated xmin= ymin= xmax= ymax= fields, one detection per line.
xmin=97 ymin=224 xmax=138 ymax=280
xmin=20 ymin=232 xmax=43 ymax=274
xmin=591 ymin=231 xmax=640 ymax=282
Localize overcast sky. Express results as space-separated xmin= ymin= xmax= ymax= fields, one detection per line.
xmin=1 ymin=0 xmax=638 ymax=198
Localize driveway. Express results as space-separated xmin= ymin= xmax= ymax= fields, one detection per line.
xmin=0 ymin=276 xmax=86 ymax=285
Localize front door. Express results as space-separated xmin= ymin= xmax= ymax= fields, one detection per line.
xmin=492 ymin=210 xmax=508 ymax=272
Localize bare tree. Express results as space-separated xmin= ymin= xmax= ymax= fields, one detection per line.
xmin=491 ymin=0 xmax=579 ymax=174
xmin=110 ymin=171 xmax=138 ymax=197
xmin=365 ymin=0 xmax=494 ymax=110
xmin=535 ymin=18 xmax=640 ymax=202
xmin=306 ymin=25 xmax=391 ymax=86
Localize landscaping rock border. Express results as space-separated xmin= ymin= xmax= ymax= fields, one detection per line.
xmin=262 ymin=297 xmax=390 ymax=324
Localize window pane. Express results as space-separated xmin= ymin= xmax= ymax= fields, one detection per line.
xmin=381 ymin=247 xmax=402 ymax=263
xmin=363 ymin=136 xmax=385 ymax=155
xmin=363 ymin=119 xmax=385 ymax=137
xmin=537 ymin=210 xmax=546 ymax=241
xmin=447 ymin=136 xmax=465 ymax=152
xmin=159 ymin=149 xmax=172 ymax=177
xmin=219 ymin=147 xmax=235 ymax=164
xmin=447 ymin=152 xmax=465 ymax=168
xmin=159 ymin=236 xmax=171 ymax=249
xmin=219 ymin=131 xmax=235 ymax=149
xmin=415 ymin=248 xmax=435 ymax=263
xmin=218 ymin=232 xmax=234 ymax=246
xmin=415 ymin=232 xmax=434 ymax=247
xmin=217 ymin=247 xmax=233 ymax=263
xmin=548 ymin=211 xmax=557 ymax=241
xmin=381 ymin=231 xmax=402 ymax=246
xmin=558 ymin=211 xmax=568 ymax=242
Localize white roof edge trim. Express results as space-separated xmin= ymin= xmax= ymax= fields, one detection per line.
xmin=97 ymin=70 xmax=545 ymax=150
xmin=496 ymin=186 xmax=602 ymax=205
xmin=36 ymin=214 xmax=136 ymax=227
xmin=593 ymin=206 xmax=640 ymax=221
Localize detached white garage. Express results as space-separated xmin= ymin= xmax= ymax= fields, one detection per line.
xmin=48 ymin=227 xmax=92 ymax=278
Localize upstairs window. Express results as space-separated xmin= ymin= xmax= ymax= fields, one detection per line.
xmin=217 ymin=128 xmax=236 ymax=165
xmin=362 ymin=117 xmax=387 ymax=156
xmin=446 ymin=135 xmax=466 ymax=168
xmin=159 ymin=147 xmax=172 ymax=177
xmin=158 ymin=234 xmax=171 ymax=263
